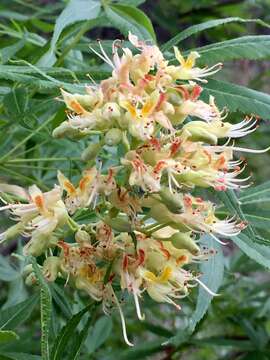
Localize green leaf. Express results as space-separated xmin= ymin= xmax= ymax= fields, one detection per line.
xmin=51 ymin=303 xmax=94 ymax=360
xmin=86 ymin=316 xmax=112 ymax=354
xmin=0 ymin=330 xmax=19 ymax=344
xmin=203 ymin=79 xmax=270 ymax=120
xmin=189 ymin=337 xmax=254 ymax=350
xmin=188 ymin=234 xmax=224 ymax=333
xmin=2 ymin=277 xmax=28 ymax=309
xmin=3 ymin=87 xmax=29 ymax=119
xmin=161 ymin=17 xmax=270 ymax=52
xmin=0 ymin=64 xmax=108 ymax=92
xmin=38 ymin=0 xmax=101 ymax=66
xmin=0 ymin=255 xmax=19 ymax=282
xmin=107 ymin=340 xmax=163 ymax=360
xmin=232 ymin=233 xmax=270 ymax=269
xmin=166 ymin=235 xmax=224 ymax=347
xmin=0 ymin=353 xmax=41 ymax=360
xmin=0 ymin=293 xmax=39 ymax=330
xmin=239 ymin=181 xmax=270 ymax=206
xmin=67 ymin=316 xmax=92 ymax=360
xmin=50 ymin=283 xmax=73 ymax=319
xmin=117 ymin=0 xmax=146 ymax=5
xmin=105 ymin=4 xmax=156 ymax=41
xmin=196 ymin=35 xmax=270 ymax=65
xmin=32 ymin=259 xmax=52 ymax=360
xmin=0 ymin=39 xmax=26 ymax=64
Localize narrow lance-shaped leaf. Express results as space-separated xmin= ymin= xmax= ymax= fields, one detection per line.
xmin=162 ymin=17 xmax=270 ymax=52
xmin=51 ymin=303 xmax=94 ymax=360
xmin=238 ymin=182 xmax=270 ymax=232
xmin=202 ymin=79 xmax=270 ymax=120
xmin=194 ymin=35 xmax=270 ymax=64
xmin=166 ymin=235 xmax=224 ymax=347
xmin=188 ymin=234 xmax=224 ymax=333
xmin=67 ymin=316 xmax=93 ymax=360
xmin=232 ymin=233 xmax=270 ymax=269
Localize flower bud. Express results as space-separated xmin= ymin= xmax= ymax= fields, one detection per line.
xmin=183 ymin=122 xmax=218 ymax=144
xmin=103 ymin=215 xmax=132 ymax=233
xmin=105 ymin=128 xmax=122 ymax=146
xmin=170 ymin=232 xmax=200 ymax=255
xmin=43 ymin=256 xmax=61 ymax=282
xmin=81 ymin=143 xmax=102 ymax=161
xmin=61 ymin=89 xmax=87 ymax=114
xmin=22 ymin=264 xmax=34 ymax=278
xmin=0 ymin=222 xmax=24 ymax=244
xmin=174 ymin=170 xmax=212 ymax=188
xmin=52 ymin=122 xmax=85 ymax=140
xmin=147 ymin=202 xmax=190 ymax=232
xmin=25 ymin=272 xmax=37 ymax=287
xmin=168 ymin=106 xmax=188 ymax=126
xmin=148 ymin=202 xmax=176 ymax=224
xmin=168 ymin=90 xmax=182 ymax=106
xmin=161 ymin=102 xmax=175 ymax=116
xmin=23 ymin=233 xmax=58 ymax=257
xmin=75 ymin=229 xmax=91 ymax=244
xmin=159 ymin=188 xmax=183 ymax=214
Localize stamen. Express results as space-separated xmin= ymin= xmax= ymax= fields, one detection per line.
xmin=134 ymin=293 xmax=145 ymax=321
xmin=114 ymin=292 xmax=134 ymax=346
xmin=196 ymin=278 xmax=220 ymax=296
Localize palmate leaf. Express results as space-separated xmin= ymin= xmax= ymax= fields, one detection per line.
xmin=161 ymin=17 xmax=270 ymax=52
xmin=202 ymin=79 xmax=270 ymax=120
xmin=104 ymin=4 xmax=156 ymax=41
xmin=195 ymin=35 xmax=270 ymax=64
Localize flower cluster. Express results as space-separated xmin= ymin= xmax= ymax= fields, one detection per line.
xmin=0 ymin=33 xmax=265 ymax=345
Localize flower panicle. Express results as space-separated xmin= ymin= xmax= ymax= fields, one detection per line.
xmin=0 ymin=32 xmax=267 ymax=347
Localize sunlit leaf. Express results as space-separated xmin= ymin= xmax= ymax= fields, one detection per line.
xmin=38 ymin=0 xmax=101 ymax=66
xmin=105 ymin=4 xmax=156 ymax=41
